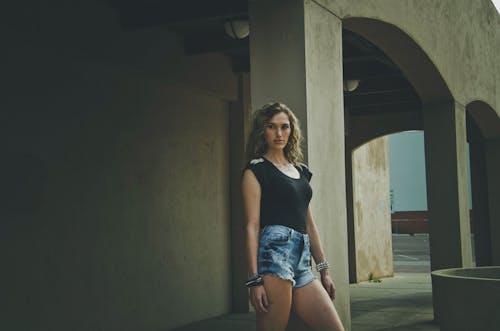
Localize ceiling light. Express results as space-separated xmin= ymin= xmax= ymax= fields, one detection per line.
xmin=224 ymin=20 xmax=249 ymax=39
xmin=343 ymin=80 xmax=360 ymax=92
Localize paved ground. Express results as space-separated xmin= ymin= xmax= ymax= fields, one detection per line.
xmin=349 ymin=234 xmax=437 ymax=331
xmin=350 ymin=273 xmax=437 ymax=331
xmin=174 ymin=234 xmax=438 ymax=331
xmin=392 ymin=234 xmax=430 ymax=273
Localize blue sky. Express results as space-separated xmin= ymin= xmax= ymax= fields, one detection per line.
xmin=492 ymin=0 xmax=500 ymax=12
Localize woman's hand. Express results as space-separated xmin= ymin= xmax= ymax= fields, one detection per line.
xmin=250 ymin=285 xmax=269 ymax=313
xmin=320 ymin=273 xmax=337 ymax=300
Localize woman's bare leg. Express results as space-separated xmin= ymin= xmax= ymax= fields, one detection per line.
xmin=291 ymin=279 xmax=345 ymax=331
xmin=257 ymin=275 xmax=293 ymax=331
xmin=285 ymin=310 xmax=313 ymax=331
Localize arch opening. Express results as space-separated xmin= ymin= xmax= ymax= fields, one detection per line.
xmin=343 ymin=17 xmax=463 ymax=331
xmin=343 ymin=17 xmax=453 ymax=104
xmin=343 ymin=18 xmax=453 ymax=283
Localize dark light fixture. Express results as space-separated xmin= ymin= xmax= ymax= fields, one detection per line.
xmin=224 ymin=20 xmax=249 ymax=39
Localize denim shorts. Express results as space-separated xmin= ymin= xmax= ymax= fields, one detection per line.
xmin=258 ymin=225 xmax=316 ymax=288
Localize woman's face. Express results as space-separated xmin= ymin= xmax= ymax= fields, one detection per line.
xmin=264 ymin=112 xmax=291 ymax=151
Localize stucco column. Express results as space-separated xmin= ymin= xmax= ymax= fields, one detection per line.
xmin=250 ymin=0 xmax=350 ymax=329
xmin=485 ymin=140 xmax=500 ymax=264
xmin=423 ymin=101 xmax=473 ymax=271
xmin=229 ymin=74 xmax=252 ymax=312
xmin=345 ymin=139 xmax=357 ymax=284
xmin=469 ymin=140 xmax=492 ymax=266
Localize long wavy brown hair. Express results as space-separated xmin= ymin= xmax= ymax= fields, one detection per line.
xmin=246 ymin=102 xmax=304 ymax=165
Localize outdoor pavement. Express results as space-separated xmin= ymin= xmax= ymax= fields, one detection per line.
xmin=174 ymin=234 xmax=439 ymax=331
xmin=349 ymin=272 xmax=437 ymax=330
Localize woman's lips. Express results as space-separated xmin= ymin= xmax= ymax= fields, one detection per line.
xmin=274 ymin=140 xmax=285 ymax=144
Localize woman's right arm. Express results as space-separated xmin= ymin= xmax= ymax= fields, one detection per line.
xmin=242 ymin=169 xmax=268 ymax=313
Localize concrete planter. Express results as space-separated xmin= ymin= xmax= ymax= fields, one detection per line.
xmin=431 ymin=266 xmax=500 ymax=331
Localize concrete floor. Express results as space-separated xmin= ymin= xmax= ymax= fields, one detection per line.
xmin=173 ymin=234 xmax=439 ymax=331
xmin=350 ymin=234 xmax=436 ymax=330
xmin=350 ymin=272 xmax=437 ymax=331
xmin=392 ymin=234 xmax=431 ymax=273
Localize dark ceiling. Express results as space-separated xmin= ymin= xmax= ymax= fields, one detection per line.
xmin=108 ymin=0 xmax=422 ymax=119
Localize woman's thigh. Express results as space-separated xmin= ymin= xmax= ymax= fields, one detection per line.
xmin=257 ymin=275 xmax=293 ymax=331
xmin=291 ymin=279 xmax=345 ymax=331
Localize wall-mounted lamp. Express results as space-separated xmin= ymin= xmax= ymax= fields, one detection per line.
xmin=343 ymin=79 xmax=360 ymax=92
xmin=224 ymin=20 xmax=250 ymax=39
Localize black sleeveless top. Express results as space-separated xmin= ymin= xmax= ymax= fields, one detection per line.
xmin=245 ymin=157 xmax=313 ymax=233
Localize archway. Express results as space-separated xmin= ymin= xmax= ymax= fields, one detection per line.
xmin=466 ymin=100 xmax=500 ymax=266
xmin=343 ymin=17 xmax=473 ymax=328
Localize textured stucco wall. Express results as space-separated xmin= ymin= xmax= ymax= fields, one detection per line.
xmin=304 ymin=1 xmax=351 ymax=325
xmin=321 ymin=0 xmax=499 ymax=113
xmin=485 ymin=141 xmax=500 ymax=264
xmin=353 ymin=137 xmax=393 ymax=281
xmin=1 ymin=1 xmax=234 ymax=330
xmin=250 ymin=1 xmax=351 ymax=328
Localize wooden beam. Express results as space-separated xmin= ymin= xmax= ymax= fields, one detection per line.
xmin=347 ymin=101 xmax=422 ymax=116
xmin=343 ymin=54 xmax=397 ymax=69
xmin=114 ymin=0 xmax=248 ymax=29
xmin=348 ymin=89 xmax=419 ymax=105
xmin=184 ymin=32 xmax=248 ymax=55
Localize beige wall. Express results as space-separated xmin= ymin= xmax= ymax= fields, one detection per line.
xmin=352 ymin=137 xmax=393 ymax=282
xmin=1 ymin=1 xmax=235 ymax=330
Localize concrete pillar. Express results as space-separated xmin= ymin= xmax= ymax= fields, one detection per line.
xmin=485 ymin=140 xmax=500 ymax=264
xmin=229 ymin=74 xmax=252 ymax=312
xmin=345 ymin=139 xmax=357 ymax=284
xmin=469 ymin=139 xmax=492 ymax=266
xmin=250 ymin=0 xmax=350 ymax=328
xmin=423 ymin=101 xmax=473 ymax=271
xmin=352 ymin=137 xmax=393 ymax=282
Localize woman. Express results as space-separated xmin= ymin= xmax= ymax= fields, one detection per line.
xmin=241 ymin=102 xmax=345 ymax=331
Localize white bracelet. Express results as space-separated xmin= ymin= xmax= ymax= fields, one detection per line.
xmin=316 ymin=261 xmax=330 ymax=272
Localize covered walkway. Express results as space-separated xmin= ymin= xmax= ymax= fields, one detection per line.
xmin=175 ymin=235 xmax=438 ymax=331
xmin=4 ymin=1 xmax=498 ymax=330
xmin=174 ymin=273 xmax=436 ymax=331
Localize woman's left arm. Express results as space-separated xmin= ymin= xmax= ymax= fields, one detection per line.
xmin=306 ymin=205 xmax=336 ymax=300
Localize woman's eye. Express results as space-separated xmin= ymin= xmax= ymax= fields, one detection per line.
xmin=282 ymin=125 xmax=290 ymax=129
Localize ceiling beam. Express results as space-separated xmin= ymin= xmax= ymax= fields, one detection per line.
xmin=347 ymin=101 xmax=422 ymax=116
xmin=343 ymin=54 xmax=397 ymax=69
xmin=113 ymin=0 xmax=248 ymax=29
xmin=184 ymin=33 xmax=248 ymax=55
xmin=354 ymin=75 xmax=413 ymax=91
xmin=347 ymin=87 xmax=418 ymax=101
xmin=343 ymin=30 xmax=376 ymax=53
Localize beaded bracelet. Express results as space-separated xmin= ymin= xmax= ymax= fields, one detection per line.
xmin=316 ymin=261 xmax=330 ymax=272
xmin=244 ymin=274 xmax=264 ymax=287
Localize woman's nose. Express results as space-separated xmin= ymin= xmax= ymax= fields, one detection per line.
xmin=276 ymin=128 xmax=282 ymax=136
